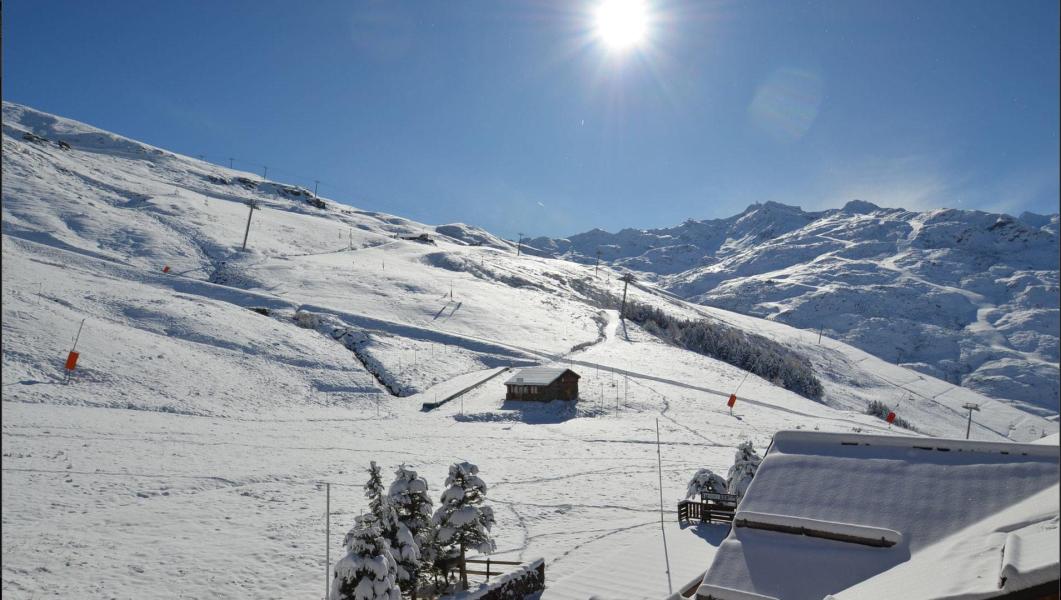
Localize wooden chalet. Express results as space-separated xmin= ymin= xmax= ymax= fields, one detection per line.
xmin=504 ymin=368 xmax=580 ymax=401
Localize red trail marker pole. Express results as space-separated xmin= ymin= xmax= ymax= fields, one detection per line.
xmin=64 ymin=319 xmax=86 ymax=381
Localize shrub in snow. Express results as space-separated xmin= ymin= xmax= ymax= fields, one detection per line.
xmin=388 ymin=464 xmax=435 ymax=596
xmin=295 ymin=310 xmax=321 ymax=329
xmin=364 ymin=462 xmax=420 ymax=592
xmin=433 ymin=461 xmax=496 ymax=590
xmin=865 ymin=400 xmax=917 ymax=431
xmin=686 ymin=468 xmax=728 ymax=499
xmin=332 ymin=515 xmax=401 ymax=600
xmin=727 ymin=441 xmax=763 ymax=497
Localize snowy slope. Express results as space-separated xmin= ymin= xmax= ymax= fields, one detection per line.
xmin=526 ymin=202 xmax=1060 ymax=416
xmin=2 ymin=102 xmax=1057 ymax=599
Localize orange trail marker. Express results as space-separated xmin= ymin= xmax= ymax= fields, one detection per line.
xmin=162 ymin=265 xmax=171 ymax=273
xmin=727 ymin=394 xmax=737 ymax=408
xmin=64 ymin=318 xmax=86 ymax=377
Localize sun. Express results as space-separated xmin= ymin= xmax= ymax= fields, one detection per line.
xmin=594 ymin=0 xmax=649 ymax=51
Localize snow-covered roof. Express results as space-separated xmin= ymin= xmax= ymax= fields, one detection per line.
xmin=1034 ymin=432 xmax=1060 ymax=445
xmin=503 ymin=367 xmax=575 ymax=386
xmin=696 ymin=431 xmax=1060 ymax=600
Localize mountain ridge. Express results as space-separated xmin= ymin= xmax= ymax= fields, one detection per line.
xmin=525 ymin=201 xmax=1060 ymax=415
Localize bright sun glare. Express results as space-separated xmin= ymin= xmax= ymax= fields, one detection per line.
xmin=594 ymin=0 xmax=648 ymax=51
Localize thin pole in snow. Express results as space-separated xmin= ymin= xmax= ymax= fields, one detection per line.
xmin=656 ymin=418 xmax=673 ymax=594
xmin=314 ymin=180 xmax=320 ymax=198
xmin=37 ymin=282 xmax=42 ymax=305
xmin=241 ymin=201 xmax=258 ymax=251
xmin=619 ymin=273 xmax=635 ymax=320
xmin=817 ymin=324 xmax=823 ymax=345
xmin=262 ymin=165 xmax=268 ymax=179
xmin=71 ymin=318 xmax=86 ymax=352
xmin=962 ymin=402 xmax=980 ymax=439
xmin=325 ymin=482 xmax=331 ymax=600
xmin=735 ymin=371 xmax=751 ymax=395
xmin=228 ymin=157 xmax=234 ymax=168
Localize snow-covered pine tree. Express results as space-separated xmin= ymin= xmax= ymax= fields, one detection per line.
xmin=365 ymin=461 xmax=394 ymax=529
xmin=364 ymin=462 xmax=420 ymax=595
xmin=332 ymin=514 xmax=401 ymax=600
xmin=432 ymin=461 xmax=496 ymax=590
xmin=388 ymin=464 xmax=434 ymax=597
xmin=726 ymin=440 xmax=763 ymax=497
xmin=686 ymin=468 xmax=728 ymax=499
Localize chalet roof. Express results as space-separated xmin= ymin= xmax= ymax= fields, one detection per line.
xmin=504 ymin=367 xmax=576 ymax=386
xmin=697 ymin=431 xmax=1060 ymax=600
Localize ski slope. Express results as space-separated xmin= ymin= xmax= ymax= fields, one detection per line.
xmin=2 ymin=102 xmax=1057 ymax=599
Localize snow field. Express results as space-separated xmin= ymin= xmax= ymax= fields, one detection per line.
xmin=3 ymin=101 xmax=1058 ymax=599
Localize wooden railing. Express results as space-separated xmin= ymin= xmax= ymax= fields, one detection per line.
xmin=440 ymin=558 xmax=546 ymax=600
xmin=457 ymin=558 xmax=522 ymax=579
xmin=678 ymin=492 xmax=739 ymax=525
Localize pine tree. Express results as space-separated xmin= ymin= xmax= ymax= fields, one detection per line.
xmin=388 ymin=465 xmax=435 ymax=597
xmin=364 ymin=462 xmax=420 ymax=595
xmin=433 ymin=462 xmax=496 ymax=590
xmin=332 ymin=515 xmax=401 ymax=600
xmin=365 ymin=461 xmax=394 ymax=530
xmin=726 ymin=440 xmax=763 ymax=497
xmin=686 ymin=468 xmax=728 ymax=499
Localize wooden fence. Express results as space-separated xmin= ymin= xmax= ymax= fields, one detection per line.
xmin=678 ymin=492 xmax=739 ymax=525
xmin=441 ymin=558 xmax=546 ymax=600
xmin=456 ymin=558 xmax=522 ymax=580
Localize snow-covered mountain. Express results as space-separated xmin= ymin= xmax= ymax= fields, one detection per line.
xmin=527 ymin=201 xmax=1060 ymax=416
xmin=3 ymin=102 xmax=1057 ymax=598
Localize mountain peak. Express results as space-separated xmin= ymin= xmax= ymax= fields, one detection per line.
xmin=841 ymin=199 xmax=881 ymax=214
xmin=742 ymin=201 xmax=804 ymax=215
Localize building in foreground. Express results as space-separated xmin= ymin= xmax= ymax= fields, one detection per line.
xmin=504 ymin=368 xmax=579 ymax=401
xmin=691 ymin=431 xmax=1060 ymax=600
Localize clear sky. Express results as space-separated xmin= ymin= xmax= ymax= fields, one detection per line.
xmin=4 ymin=0 xmax=1059 ymax=238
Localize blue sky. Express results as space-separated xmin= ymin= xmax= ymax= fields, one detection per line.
xmin=5 ymin=0 xmax=1058 ymax=238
